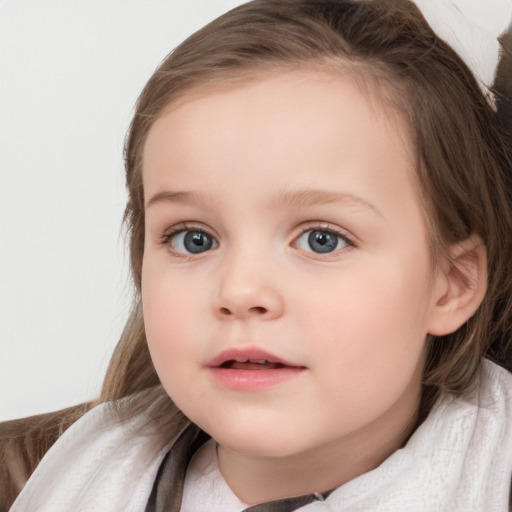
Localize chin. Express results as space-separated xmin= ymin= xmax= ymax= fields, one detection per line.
xmin=205 ymin=422 xmax=309 ymax=459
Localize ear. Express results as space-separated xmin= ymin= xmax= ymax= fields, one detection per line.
xmin=427 ymin=235 xmax=487 ymax=336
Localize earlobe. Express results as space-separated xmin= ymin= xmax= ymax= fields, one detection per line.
xmin=427 ymin=235 xmax=487 ymax=336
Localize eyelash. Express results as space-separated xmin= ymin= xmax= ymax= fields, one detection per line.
xmin=160 ymin=224 xmax=216 ymax=258
xmin=159 ymin=222 xmax=355 ymax=257
xmin=295 ymin=224 xmax=355 ymax=252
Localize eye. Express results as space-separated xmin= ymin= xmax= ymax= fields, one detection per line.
xmin=166 ymin=229 xmax=218 ymax=254
xmin=295 ymin=229 xmax=349 ymax=254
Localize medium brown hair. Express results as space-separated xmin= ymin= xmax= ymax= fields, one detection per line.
xmin=2 ymin=1 xmax=511 ymax=507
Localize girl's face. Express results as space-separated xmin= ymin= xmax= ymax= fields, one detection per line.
xmin=141 ymin=70 xmax=446 ymax=464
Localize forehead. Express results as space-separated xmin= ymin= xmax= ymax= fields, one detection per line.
xmin=142 ymin=69 xmax=419 ymax=218
xmin=144 ymin=69 xmax=413 ymax=164
xmin=142 ymin=70 xmax=414 ymax=182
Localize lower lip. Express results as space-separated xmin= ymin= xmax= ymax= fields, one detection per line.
xmin=208 ymin=367 xmax=305 ymax=391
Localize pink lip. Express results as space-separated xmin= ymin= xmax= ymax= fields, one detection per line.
xmin=207 ymin=347 xmax=299 ymax=368
xmin=206 ymin=347 xmax=305 ymax=391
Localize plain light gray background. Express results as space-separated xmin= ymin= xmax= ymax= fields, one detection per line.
xmin=0 ymin=0 xmax=245 ymax=421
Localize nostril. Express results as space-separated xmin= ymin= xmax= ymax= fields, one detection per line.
xmin=249 ymin=306 xmax=268 ymax=315
xmin=218 ymin=305 xmax=269 ymax=317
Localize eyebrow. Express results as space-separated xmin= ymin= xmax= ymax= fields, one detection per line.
xmin=146 ymin=191 xmax=207 ymax=209
xmin=273 ymin=189 xmax=383 ymax=217
xmin=146 ymin=188 xmax=382 ymax=217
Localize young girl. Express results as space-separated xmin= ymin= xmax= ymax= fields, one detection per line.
xmin=2 ymin=0 xmax=512 ymax=510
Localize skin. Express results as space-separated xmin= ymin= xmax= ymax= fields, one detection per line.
xmin=141 ymin=70 xmax=453 ymax=503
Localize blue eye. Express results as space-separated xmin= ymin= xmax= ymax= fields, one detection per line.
xmin=296 ymin=229 xmax=348 ymax=254
xmin=168 ymin=230 xmax=217 ymax=254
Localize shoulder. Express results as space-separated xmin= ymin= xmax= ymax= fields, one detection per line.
xmin=6 ymin=395 xmax=188 ymax=512
xmin=480 ymin=359 xmax=512 ymax=401
xmin=0 ymin=403 xmax=92 ymax=512
xmin=479 ymin=361 xmax=512 ymax=511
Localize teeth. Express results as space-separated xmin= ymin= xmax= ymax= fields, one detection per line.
xmin=247 ymin=359 xmax=268 ymax=364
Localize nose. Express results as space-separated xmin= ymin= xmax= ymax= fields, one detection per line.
xmin=213 ymin=257 xmax=285 ymax=321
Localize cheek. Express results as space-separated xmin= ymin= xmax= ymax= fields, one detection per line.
xmin=298 ymin=255 xmax=433 ymax=390
xmin=141 ymin=262 xmax=202 ymax=384
xmin=141 ymin=266 xmax=224 ymax=426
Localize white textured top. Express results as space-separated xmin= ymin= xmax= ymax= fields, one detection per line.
xmin=10 ymin=360 xmax=512 ymax=512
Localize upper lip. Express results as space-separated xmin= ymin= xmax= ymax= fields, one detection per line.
xmin=206 ymin=346 xmax=302 ymax=368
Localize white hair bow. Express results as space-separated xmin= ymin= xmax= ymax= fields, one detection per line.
xmin=412 ymin=0 xmax=512 ymax=108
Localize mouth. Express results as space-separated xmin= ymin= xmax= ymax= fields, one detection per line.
xmin=207 ymin=347 xmax=305 ymax=391
xmin=220 ymin=359 xmax=288 ymax=370
xmin=207 ymin=347 xmax=302 ymax=370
